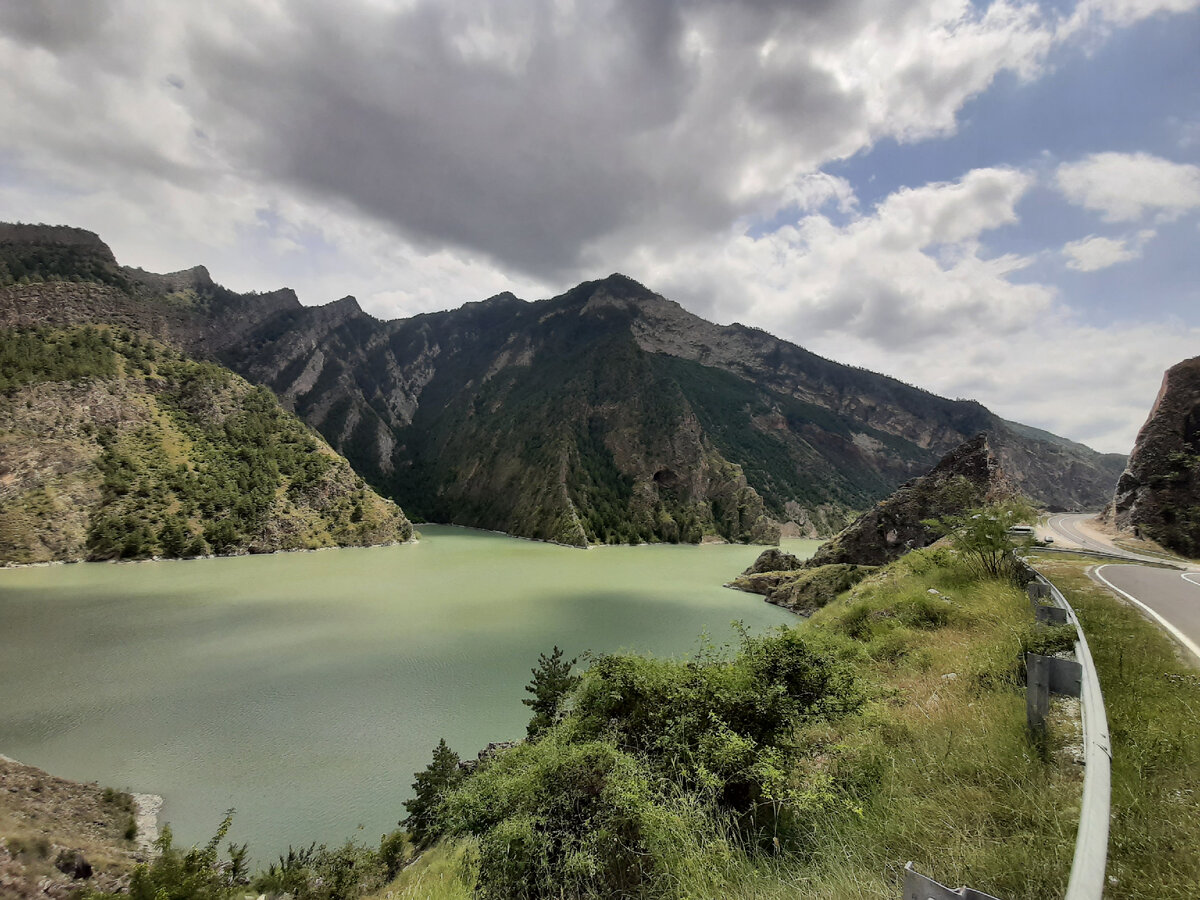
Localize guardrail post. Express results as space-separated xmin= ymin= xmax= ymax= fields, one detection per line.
xmin=1026 ymin=652 xmax=1050 ymax=734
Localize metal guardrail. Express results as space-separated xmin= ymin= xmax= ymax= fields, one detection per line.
xmin=1028 ymin=564 xmax=1112 ymax=900
xmin=1030 ymin=545 xmax=1183 ymax=568
xmin=906 ymin=560 xmax=1111 ymax=900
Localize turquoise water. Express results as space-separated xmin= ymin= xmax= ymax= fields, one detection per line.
xmin=0 ymin=527 xmax=814 ymax=855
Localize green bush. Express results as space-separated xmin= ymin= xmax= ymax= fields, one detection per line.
xmin=441 ymin=735 xmax=709 ymax=899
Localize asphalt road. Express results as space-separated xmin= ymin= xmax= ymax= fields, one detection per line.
xmin=1091 ymin=564 xmax=1200 ymax=661
xmin=1042 ymin=513 xmax=1168 ymax=564
xmin=1041 ymin=515 xmax=1200 ymax=662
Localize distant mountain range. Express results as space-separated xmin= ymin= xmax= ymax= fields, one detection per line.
xmin=0 ymin=223 xmax=1127 ymax=548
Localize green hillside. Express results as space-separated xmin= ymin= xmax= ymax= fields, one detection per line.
xmin=0 ymin=324 xmax=411 ymax=564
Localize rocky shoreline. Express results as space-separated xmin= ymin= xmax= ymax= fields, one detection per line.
xmin=0 ymin=535 xmax=419 ymax=570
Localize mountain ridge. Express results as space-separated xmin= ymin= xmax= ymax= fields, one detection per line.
xmin=0 ymin=224 xmax=1126 ymax=547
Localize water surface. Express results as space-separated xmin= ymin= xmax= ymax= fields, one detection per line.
xmin=0 ymin=527 xmax=815 ymax=854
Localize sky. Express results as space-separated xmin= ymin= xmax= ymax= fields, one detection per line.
xmin=1 ymin=0 xmax=1197 ymax=455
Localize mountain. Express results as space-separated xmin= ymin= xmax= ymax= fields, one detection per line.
xmin=0 ymin=224 xmax=1125 ymax=547
xmin=1106 ymin=356 xmax=1200 ymax=557
xmin=0 ymin=229 xmax=412 ymax=564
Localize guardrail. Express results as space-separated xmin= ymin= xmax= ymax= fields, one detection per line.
xmin=1026 ymin=561 xmax=1112 ymax=900
xmin=1031 ymin=545 xmax=1182 ymax=568
xmin=905 ymin=558 xmax=1111 ymax=900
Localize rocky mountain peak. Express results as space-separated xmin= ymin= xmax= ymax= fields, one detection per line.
xmin=0 ymin=223 xmax=115 ymax=260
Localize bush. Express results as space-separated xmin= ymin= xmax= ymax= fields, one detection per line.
xmin=441 ymin=735 xmax=708 ymax=899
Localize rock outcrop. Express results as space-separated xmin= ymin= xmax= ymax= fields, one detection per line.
xmin=805 ymin=434 xmax=1015 ymax=567
xmin=0 ymin=755 xmax=143 ymax=898
xmin=741 ymin=547 xmax=806 ymax=575
xmin=1107 ymin=356 xmax=1200 ymax=557
xmin=730 ymin=562 xmax=873 ymax=615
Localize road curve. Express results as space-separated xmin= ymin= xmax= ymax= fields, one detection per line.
xmin=1092 ymin=564 xmax=1200 ymax=662
xmin=1043 ymin=513 xmax=1180 ymax=565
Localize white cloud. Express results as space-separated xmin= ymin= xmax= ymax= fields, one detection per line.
xmin=0 ymin=0 xmax=1062 ymax=284
xmin=1056 ymin=152 xmax=1200 ymax=222
xmin=1061 ymin=230 xmax=1155 ymax=271
xmin=636 ymin=167 xmax=1048 ymax=347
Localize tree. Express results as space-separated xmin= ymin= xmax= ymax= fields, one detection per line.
xmin=924 ymin=498 xmax=1038 ymax=582
xmin=522 ymin=646 xmax=580 ymax=738
xmin=402 ymin=739 xmax=463 ymax=847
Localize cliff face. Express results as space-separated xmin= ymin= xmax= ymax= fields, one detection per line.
xmin=1108 ymin=356 xmax=1200 ymax=557
xmin=806 ymin=434 xmax=1015 ymax=567
xmin=0 ymin=224 xmax=1126 ymax=547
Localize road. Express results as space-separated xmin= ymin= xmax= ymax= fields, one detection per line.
xmin=1042 ymin=513 xmax=1171 ymax=564
xmin=1041 ymin=514 xmax=1200 ymax=662
xmin=1091 ymin=565 xmax=1200 ymax=661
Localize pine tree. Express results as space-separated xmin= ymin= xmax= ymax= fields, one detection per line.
xmin=522 ymin=646 xmax=580 ymax=738
xmin=402 ymin=738 xmax=463 ymax=847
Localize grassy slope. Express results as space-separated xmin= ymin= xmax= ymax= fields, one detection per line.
xmin=0 ymin=325 xmax=411 ymax=564
xmin=379 ymin=548 xmax=1083 ymax=899
xmin=1029 ymin=553 xmax=1200 ymax=897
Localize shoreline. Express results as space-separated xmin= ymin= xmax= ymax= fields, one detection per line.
xmin=0 ymin=535 xmax=420 ymax=571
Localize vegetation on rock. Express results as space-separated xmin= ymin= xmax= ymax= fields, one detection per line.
xmin=0 ymin=324 xmax=411 ymax=564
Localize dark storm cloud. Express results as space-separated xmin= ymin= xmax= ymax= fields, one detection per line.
xmin=0 ymin=0 xmax=115 ymax=51
xmin=174 ymin=0 xmax=904 ymax=277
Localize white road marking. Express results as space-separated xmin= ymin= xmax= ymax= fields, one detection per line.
xmin=1182 ymin=573 xmax=1200 ymax=587
xmin=1094 ymin=564 xmax=1200 ymax=662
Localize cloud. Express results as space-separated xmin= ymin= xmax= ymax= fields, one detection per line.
xmin=1059 ymin=0 xmax=1200 ymax=37
xmin=0 ymin=0 xmax=1063 ymax=283
xmin=1056 ymin=152 xmax=1200 ymax=222
xmin=1061 ymin=230 xmax=1155 ymax=271
xmin=635 ymin=166 xmax=1047 ymax=346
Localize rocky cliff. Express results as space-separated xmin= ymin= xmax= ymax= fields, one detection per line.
xmin=1107 ymin=356 xmax=1200 ymax=557
xmin=805 ymin=434 xmax=1015 ymax=567
xmin=0 ymin=224 xmax=1126 ymax=547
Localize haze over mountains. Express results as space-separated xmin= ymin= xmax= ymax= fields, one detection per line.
xmin=0 ymin=224 xmax=1126 ymax=549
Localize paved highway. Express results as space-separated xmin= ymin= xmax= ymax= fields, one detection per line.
xmin=1042 ymin=513 xmax=1171 ymax=564
xmin=1041 ymin=514 xmax=1200 ymax=662
xmin=1091 ymin=564 xmax=1200 ymax=661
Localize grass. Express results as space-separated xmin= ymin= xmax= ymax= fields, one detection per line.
xmin=687 ymin=550 xmax=1083 ymax=899
xmin=369 ymin=841 xmax=480 ymax=899
xmin=1029 ymin=553 xmax=1200 ymax=897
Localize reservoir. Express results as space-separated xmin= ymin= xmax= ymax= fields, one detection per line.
xmin=0 ymin=526 xmax=812 ymax=856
